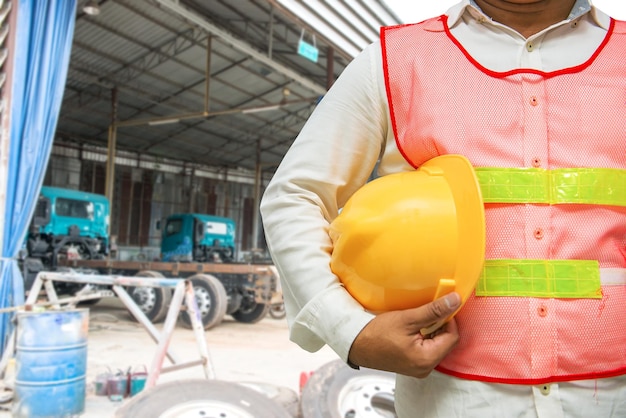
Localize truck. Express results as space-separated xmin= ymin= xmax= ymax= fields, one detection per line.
xmin=21 ymin=186 xmax=279 ymax=330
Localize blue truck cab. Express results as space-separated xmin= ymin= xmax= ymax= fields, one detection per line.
xmin=161 ymin=213 xmax=236 ymax=263
xmin=22 ymin=186 xmax=110 ymax=290
xmin=37 ymin=186 xmax=109 ymax=244
xmin=27 ymin=186 xmax=110 ymax=261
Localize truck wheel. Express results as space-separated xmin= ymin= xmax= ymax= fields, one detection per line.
xmin=232 ymin=302 xmax=270 ymax=324
xmin=240 ymin=381 xmax=300 ymax=418
xmin=179 ymin=274 xmax=227 ymax=330
xmin=300 ymin=359 xmax=397 ymax=418
xmin=114 ymin=379 xmax=292 ymax=418
xmin=269 ymin=302 xmax=286 ymax=320
xmin=129 ymin=270 xmax=173 ymax=323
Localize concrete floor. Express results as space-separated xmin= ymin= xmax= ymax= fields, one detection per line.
xmin=1 ymin=297 xmax=339 ymax=417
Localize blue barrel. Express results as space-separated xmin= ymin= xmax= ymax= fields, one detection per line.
xmin=13 ymin=309 xmax=89 ymax=418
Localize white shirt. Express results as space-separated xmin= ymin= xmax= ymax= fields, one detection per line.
xmin=260 ymin=1 xmax=624 ymax=416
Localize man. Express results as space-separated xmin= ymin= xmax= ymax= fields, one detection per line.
xmin=260 ymin=0 xmax=626 ymax=416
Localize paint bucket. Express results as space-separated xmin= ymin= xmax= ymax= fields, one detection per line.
xmin=129 ymin=365 xmax=148 ymax=397
xmin=106 ymin=370 xmax=127 ymax=402
xmin=94 ymin=367 xmax=112 ymax=396
xmin=13 ymin=308 xmax=89 ymax=418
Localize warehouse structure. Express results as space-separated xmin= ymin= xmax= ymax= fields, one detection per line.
xmin=47 ymin=0 xmax=401 ymax=261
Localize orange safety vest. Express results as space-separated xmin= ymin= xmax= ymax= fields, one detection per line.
xmin=382 ymin=16 xmax=626 ymax=384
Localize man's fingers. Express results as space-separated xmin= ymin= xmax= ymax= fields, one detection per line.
xmin=349 ymin=299 xmax=461 ymax=377
xmin=431 ymin=292 xmax=462 ymax=316
xmin=405 ymin=292 xmax=462 ymax=330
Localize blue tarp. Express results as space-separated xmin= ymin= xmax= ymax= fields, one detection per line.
xmin=0 ymin=0 xmax=77 ymax=353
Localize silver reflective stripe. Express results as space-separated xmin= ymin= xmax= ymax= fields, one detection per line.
xmin=601 ymin=268 xmax=626 ymax=285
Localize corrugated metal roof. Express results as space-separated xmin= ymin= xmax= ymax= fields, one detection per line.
xmin=58 ymin=0 xmax=401 ymax=180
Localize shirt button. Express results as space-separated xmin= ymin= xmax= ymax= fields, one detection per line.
xmin=540 ymin=384 xmax=551 ymax=395
xmin=530 ymin=96 xmax=538 ymax=106
xmin=538 ymin=304 xmax=548 ymax=317
xmin=534 ymin=228 xmax=544 ymax=240
xmin=526 ymin=42 xmax=534 ymax=52
xmin=532 ymin=158 xmax=541 ymax=167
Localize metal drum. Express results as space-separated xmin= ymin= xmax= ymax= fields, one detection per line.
xmin=13 ymin=309 xmax=89 ymax=418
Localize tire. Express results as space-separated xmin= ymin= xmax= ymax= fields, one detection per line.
xmin=77 ymin=297 xmax=101 ymax=306
xmin=53 ymin=267 xmax=102 ymax=302
xmin=114 ymin=379 xmax=293 ymax=418
xmin=300 ymin=359 xmax=397 ymax=418
xmin=231 ymin=302 xmax=270 ymax=324
xmin=269 ymin=302 xmax=286 ymax=319
xmin=72 ymin=273 xmax=109 ymax=306
xmin=179 ymin=274 xmax=228 ymax=330
xmin=128 ymin=270 xmax=173 ymax=323
xmin=240 ymin=381 xmax=300 ymax=418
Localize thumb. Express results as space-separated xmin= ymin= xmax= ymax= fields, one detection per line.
xmin=407 ymin=292 xmax=462 ymax=332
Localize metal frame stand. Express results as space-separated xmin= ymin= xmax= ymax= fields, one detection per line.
xmin=1 ymin=271 xmax=215 ymax=390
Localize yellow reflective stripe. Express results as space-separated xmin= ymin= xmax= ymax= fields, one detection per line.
xmin=475 ymin=259 xmax=602 ymax=298
xmin=475 ymin=168 xmax=626 ymax=206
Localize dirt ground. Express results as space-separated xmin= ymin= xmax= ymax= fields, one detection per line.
xmin=1 ymin=297 xmax=340 ymax=417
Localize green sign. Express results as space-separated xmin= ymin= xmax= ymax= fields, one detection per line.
xmin=298 ymin=39 xmax=319 ymax=63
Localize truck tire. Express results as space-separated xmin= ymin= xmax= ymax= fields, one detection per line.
xmin=300 ymin=359 xmax=397 ymax=418
xmin=232 ymin=302 xmax=270 ymax=324
xmin=114 ymin=379 xmax=292 ymax=418
xmin=240 ymin=381 xmax=300 ymax=418
xmin=179 ymin=274 xmax=228 ymax=330
xmin=269 ymin=302 xmax=287 ymax=319
xmin=54 ymin=267 xmax=105 ymax=306
xmin=128 ymin=270 xmax=173 ymax=323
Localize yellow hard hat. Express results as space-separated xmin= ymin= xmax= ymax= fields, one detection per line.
xmin=329 ymin=154 xmax=485 ymax=328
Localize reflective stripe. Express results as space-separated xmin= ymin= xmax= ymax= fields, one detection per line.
xmin=600 ymin=268 xmax=626 ymax=285
xmin=475 ymin=259 xmax=603 ymax=298
xmin=475 ymin=168 xmax=626 ymax=206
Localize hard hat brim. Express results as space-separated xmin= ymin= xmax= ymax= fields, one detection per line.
xmin=419 ymin=154 xmax=485 ymax=333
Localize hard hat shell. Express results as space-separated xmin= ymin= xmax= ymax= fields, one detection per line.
xmin=329 ymin=154 xmax=485 ymax=321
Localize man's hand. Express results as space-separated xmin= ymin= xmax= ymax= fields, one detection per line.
xmin=348 ymin=292 xmax=461 ymax=378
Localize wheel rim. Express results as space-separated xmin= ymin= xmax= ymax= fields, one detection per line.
xmin=194 ymin=286 xmax=212 ymax=317
xmin=271 ymin=304 xmax=285 ymax=314
xmin=132 ymin=288 xmax=156 ymax=313
xmin=336 ymin=376 xmax=396 ymax=418
xmin=159 ymin=399 xmax=256 ymax=418
xmin=269 ymin=303 xmax=285 ymax=319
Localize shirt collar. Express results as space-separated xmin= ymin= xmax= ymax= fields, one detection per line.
xmin=445 ymin=0 xmax=610 ymax=30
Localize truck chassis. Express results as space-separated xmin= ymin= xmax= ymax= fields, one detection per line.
xmin=36 ymin=258 xmax=281 ymax=330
